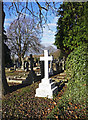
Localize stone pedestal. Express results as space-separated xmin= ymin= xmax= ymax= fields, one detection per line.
xmin=35 ymin=78 xmax=58 ymax=99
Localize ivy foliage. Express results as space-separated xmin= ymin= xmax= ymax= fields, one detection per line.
xmin=64 ymin=43 xmax=88 ymax=104
xmin=55 ymin=2 xmax=88 ymax=55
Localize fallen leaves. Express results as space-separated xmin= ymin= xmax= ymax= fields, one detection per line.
xmin=2 ymin=82 xmax=55 ymax=119
xmin=2 ymin=73 xmax=87 ymax=119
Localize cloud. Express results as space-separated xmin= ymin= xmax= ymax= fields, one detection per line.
xmin=41 ymin=41 xmax=54 ymax=47
xmin=41 ymin=16 xmax=59 ymax=46
xmin=43 ymin=29 xmax=55 ymax=36
xmin=4 ymin=23 xmax=10 ymax=26
xmin=48 ymin=23 xmax=56 ymax=26
xmin=5 ymin=18 xmax=14 ymax=22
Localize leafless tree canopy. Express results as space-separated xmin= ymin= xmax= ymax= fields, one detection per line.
xmin=4 ymin=2 xmax=60 ymax=29
xmin=6 ymin=16 xmax=42 ymax=60
xmin=4 ymin=1 xmax=60 ymax=60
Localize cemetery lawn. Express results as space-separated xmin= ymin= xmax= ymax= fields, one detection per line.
xmin=5 ymin=69 xmax=29 ymax=78
xmin=2 ymin=72 xmax=87 ymax=119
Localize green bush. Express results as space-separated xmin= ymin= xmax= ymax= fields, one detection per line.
xmin=65 ymin=43 xmax=88 ymax=104
xmin=47 ymin=44 xmax=87 ymax=119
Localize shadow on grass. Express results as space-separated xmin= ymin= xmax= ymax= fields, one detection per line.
xmin=9 ymin=75 xmax=41 ymax=93
xmin=49 ymin=70 xmax=64 ymax=78
xmin=55 ymin=79 xmax=68 ymax=96
xmin=9 ymin=70 xmax=65 ymax=94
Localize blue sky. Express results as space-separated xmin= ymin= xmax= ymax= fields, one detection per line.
xmin=4 ymin=2 xmax=62 ymax=47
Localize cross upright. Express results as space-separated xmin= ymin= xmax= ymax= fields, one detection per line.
xmin=40 ymin=50 xmax=53 ymax=79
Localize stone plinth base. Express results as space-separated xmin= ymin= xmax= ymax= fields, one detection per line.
xmin=35 ymin=78 xmax=58 ymax=99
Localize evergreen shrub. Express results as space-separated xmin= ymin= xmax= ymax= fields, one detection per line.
xmin=65 ymin=43 xmax=88 ymax=104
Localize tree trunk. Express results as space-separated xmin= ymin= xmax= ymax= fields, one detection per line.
xmin=1 ymin=2 xmax=10 ymax=95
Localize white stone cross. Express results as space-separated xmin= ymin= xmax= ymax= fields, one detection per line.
xmin=40 ymin=50 xmax=53 ymax=79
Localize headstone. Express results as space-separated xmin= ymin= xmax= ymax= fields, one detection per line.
xmin=29 ymin=54 xmax=34 ymax=71
xmin=25 ymin=61 xmax=29 ymax=72
xmin=23 ymin=61 xmax=26 ymax=70
xmin=21 ymin=57 xmax=24 ymax=70
xmin=22 ymin=70 xmax=37 ymax=85
xmin=35 ymin=50 xmax=58 ymax=99
xmin=22 ymin=54 xmax=37 ymax=85
xmin=34 ymin=62 xmax=36 ymax=67
xmin=56 ymin=61 xmax=59 ymax=74
xmin=14 ymin=64 xmax=17 ymax=71
xmin=49 ymin=61 xmax=54 ymax=75
xmin=59 ymin=60 xmax=63 ymax=72
xmin=16 ymin=59 xmax=19 ymax=68
xmin=62 ymin=56 xmax=65 ymax=70
xmin=35 ymin=58 xmax=38 ymax=66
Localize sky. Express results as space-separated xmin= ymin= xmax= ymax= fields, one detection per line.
xmin=4 ymin=2 xmax=62 ymax=48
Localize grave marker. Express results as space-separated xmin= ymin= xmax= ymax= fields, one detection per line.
xmin=22 ymin=54 xmax=37 ymax=85
xmin=49 ymin=60 xmax=54 ymax=75
xmin=29 ymin=54 xmax=34 ymax=71
xmin=21 ymin=57 xmax=24 ymax=70
xmin=35 ymin=50 xmax=58 ymax=99
xmin=40 ymin=50 xmax=52 ymax=79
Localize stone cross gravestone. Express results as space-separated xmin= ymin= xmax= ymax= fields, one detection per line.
xmin=35 ymin=50 xmax=58 ymax=99
xmin=29 ymin=54 xmax=34 ymax=71
xmin=40 ymin=50 xmax=52 ymax=79
xmin=22 ymin=54 xmax=37 ymax=85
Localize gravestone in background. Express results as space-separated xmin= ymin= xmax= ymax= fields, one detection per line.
xmin=34 ymin=62 xmax=36 ymax=67
xmin=23 ymin=61 xmax=26 ymax=70
xmin=14 ymin=64 xmax=17 ymax=71
xmin=22 ymin=54 xmax=37 ymax=85
xmin=16 ymin=59 xmax=19 ymax=68
xmin=25 ymin=61 xmax=29 ymax=72
xmin=49 ymin=60 xmax=54 ymax=75
xmin=35 ymin=50 xmax=58 ymax=99
xmin=21 ymin=57 xmax=24 ymax=70
xmin=56 ymin=61 xmax=59 ymax=74
xmin=62 ymin=56 xmax=65 ymax=71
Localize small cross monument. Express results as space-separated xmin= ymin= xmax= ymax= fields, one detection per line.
xmin=40 ymin=50 xmax=52 ymax=79
xmin=35 ymin=50 xmax=58 ymax=99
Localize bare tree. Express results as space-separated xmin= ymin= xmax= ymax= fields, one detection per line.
xmin=6 ymin=16 xmax=42 ymax=63
xmin=4 ymin=2 xmax=59 ymax=30
xmin=2 ymin=1 xmax=60 ymax=94
xmin=2 ymin=3 xmax=11 ymax=95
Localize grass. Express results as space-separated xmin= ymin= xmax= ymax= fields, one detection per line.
xmin=5 ymin=69 xmax=29 ymax=78
xmin=2 ymin=71 xmax=87 ymax=119
xmin=2 ymin=81 xmax=55 ymax=119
